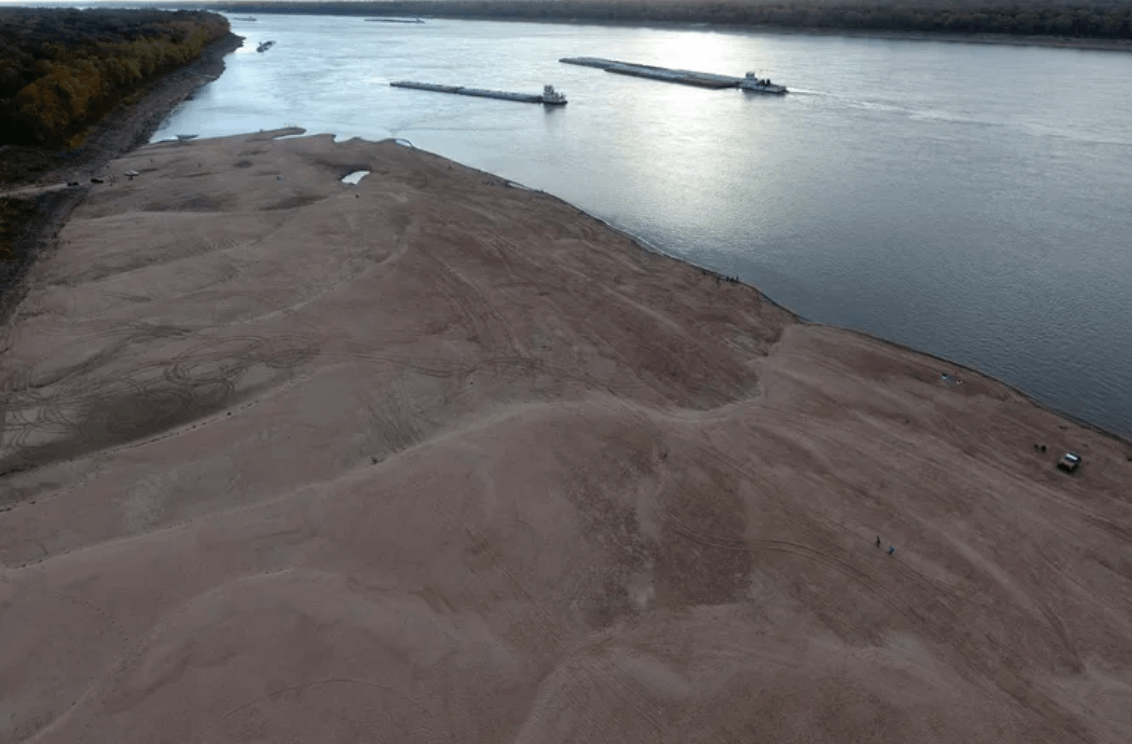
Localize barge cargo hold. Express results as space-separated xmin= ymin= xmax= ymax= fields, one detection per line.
xmin=390 ymin=81 xmax=567 ymax=105
xmin=560 ymin=57 xmax=787 ymax=94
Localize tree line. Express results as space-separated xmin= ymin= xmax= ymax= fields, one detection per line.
xmin=192 ymin=0 xmax=1132 ymax=40
xmin=0 ymin=8 xmax=231 ymax=148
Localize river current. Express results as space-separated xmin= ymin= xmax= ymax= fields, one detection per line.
xmin=152 ymin=15 xmax=1132 ymax=437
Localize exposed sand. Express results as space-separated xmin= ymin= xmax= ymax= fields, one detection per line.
xmin=1 ymin=130 xmax=1131 ymax=743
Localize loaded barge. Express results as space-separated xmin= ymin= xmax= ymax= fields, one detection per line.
xmin=560 ymin=57 xmax=787 ymax=94
xmin=390 ymin=81 xmax=567 ymax=105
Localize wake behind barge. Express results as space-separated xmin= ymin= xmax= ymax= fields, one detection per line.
xmin=390 ymin=81 xmax=567 ymax=105
xmin=560 ymin=57 xmax=787 ymax=94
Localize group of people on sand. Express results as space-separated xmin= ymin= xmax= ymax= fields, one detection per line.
xmin=698 ymin=268 xmax=742 ymax=285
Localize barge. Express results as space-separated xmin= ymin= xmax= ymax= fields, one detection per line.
xmin=390 ymin=81 xmax=567 ymax=106
xmin=365 ymin=17 xmax=424 ymax=23
xmin=560 ymin=57 xmax=787 ymax=94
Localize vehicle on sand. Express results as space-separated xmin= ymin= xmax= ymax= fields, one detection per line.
xmin=1057 ymin=452 xmax=1081 ymax=472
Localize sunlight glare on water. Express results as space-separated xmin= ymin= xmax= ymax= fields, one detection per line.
xmin=154 ymin=16 xmax=1132 ymax=437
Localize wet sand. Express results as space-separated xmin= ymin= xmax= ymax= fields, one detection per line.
xmin=1 ymin=130 xmax=1131 ymax=743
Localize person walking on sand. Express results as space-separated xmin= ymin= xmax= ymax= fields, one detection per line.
xmin=876 ymin=535 xmax=881 ymax=548
xmin=887 ymin=545 xmax=896 ymax=556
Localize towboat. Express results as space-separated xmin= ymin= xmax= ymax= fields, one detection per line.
xmin=740 ymin=72 xmax=788 ymax=95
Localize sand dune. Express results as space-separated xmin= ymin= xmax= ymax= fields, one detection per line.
xmin=1 ymin=129 xmax=1131 ymax=743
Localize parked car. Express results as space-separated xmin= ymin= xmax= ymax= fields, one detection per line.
xmin=1057 ymin=453 xmax=1081 ymax=473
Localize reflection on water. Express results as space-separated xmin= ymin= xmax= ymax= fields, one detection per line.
xmin=155 ymin=16 xmax=1132 ymax=437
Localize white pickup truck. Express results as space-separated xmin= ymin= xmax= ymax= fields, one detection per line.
xmin=1057 ymin=452 xmax=1081 ymax=473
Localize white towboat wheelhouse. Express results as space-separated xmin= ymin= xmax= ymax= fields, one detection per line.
xmin=541 ymin=85 xmax=567 ymax=105
xmin=741 ymin=72 xmax=788 ymax=94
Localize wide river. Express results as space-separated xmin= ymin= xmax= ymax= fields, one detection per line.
xmin=153 ymin=15 xmax=1132 ymax=438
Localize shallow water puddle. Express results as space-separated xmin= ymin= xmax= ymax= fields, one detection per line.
xmin=341 ymin=170 xmax=369 ymax=185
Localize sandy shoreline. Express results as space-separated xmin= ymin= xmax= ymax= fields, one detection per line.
xmin=1 ymin=128 xmax=1130 ymax=743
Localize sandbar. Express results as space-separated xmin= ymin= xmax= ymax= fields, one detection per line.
xmin=1 ymin=130 xmax=1131 ymax=743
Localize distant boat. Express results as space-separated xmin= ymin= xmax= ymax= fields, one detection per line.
xmin=365 ymin=17 xmax=424 ymax=24
xmin=391 ymin=81 xmax=567 ymax=106
xmin=233 ymin=16 xmax=257 ymax=22
xmin=561 ymin=57 xmax=790 ymax=93
xmin=175 ymin=134 xmax=198 ymax=142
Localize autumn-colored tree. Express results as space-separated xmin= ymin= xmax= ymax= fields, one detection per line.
xmin=0 ymin=8 xmax=230 ymax=147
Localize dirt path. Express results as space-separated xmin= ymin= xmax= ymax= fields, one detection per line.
xmin=0 ymin=183 xmax=71 ymax=200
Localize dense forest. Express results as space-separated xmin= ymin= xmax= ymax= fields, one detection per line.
xmin=0 ymin=8 xmax=231 ymax=148
xmin=193 ymin=0 xmax=1132 ymax=40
